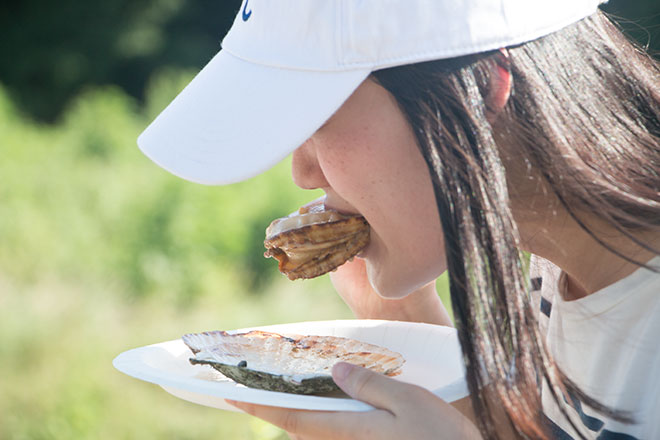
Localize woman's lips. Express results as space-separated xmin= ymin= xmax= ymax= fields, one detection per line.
xmin=323 ymin=195 xmax=362 ymax=217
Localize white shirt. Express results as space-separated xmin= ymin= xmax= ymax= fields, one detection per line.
xmin=529 ymin=255 xmax=660 ymax=439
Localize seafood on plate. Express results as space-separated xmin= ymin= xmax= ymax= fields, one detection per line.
xmin=182 ymin=330 xmax=404 ymax=394
xmin=264 ymin=199 xmax=370 ymax=280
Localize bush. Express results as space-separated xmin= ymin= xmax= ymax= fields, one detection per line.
xmin=0 ymin=72 xmax=333 ymax=440
xmin=0 ymin=71 xmax=319 ymax=302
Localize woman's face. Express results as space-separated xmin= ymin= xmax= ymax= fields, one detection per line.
xmin=292 ymin=79 xmax=446 ymax=298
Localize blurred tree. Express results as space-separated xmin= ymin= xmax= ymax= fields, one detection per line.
xmin=0 ymin=0 xmax=239 ymax=121
xmin=0 ymin=0 xmax=657 ymax=122
xmin=601 ymin=1 xmax=660 ymax=55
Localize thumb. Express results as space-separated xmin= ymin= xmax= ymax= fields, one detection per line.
xmin=332 ymin=362 xmax=409 ymax=411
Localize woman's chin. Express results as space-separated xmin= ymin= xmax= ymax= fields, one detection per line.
xmin=361 ymin=240 xmax=426 ymax=299
xmin=365 ymin=255 xmax=444 ymax=300
xmin=365 ymin=263 xmax=411 ymax=300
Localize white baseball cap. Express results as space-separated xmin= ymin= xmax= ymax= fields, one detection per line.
xmin=138 ymin=0 xmax=605 ymax=185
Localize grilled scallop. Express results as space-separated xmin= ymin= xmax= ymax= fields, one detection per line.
xmin=183 ymin=330 xmax=403 ymax=394
xmin=264 ymin=200 xmax=370 ymax=280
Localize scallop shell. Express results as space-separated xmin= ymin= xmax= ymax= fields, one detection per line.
xmin=182 ymin=330 xmax=404 ymax=395
xmin=264 ymin=200 xmax=370 ymax=280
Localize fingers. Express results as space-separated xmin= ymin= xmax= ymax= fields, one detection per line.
xmin=332 ymin=362 xmax=423 ymax=412
xmin=226 ymin=399 xmax=392 ymax=440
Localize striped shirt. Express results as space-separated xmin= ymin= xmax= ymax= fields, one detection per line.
xmin=529 ymin=255 xmax=660 ymax=439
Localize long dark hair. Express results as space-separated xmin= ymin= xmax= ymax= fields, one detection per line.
xmin=372 ymin=11 xmax=660 ymax=439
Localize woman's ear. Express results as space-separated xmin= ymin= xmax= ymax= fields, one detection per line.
xmin=486 ymin=49 xmax=512 ymax=123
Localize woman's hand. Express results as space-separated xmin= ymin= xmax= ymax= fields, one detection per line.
xmin=330 ymin=258 xmax=452 ymax=326
xmin=227 ymin=362 xmax=481 ymax=440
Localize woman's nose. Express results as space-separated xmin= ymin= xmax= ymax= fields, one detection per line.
xmin=291 ymin=141 xmax=329 ymax=190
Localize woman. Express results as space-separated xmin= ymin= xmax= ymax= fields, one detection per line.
xmin=138 ymin=1 xmax=660 ymax=438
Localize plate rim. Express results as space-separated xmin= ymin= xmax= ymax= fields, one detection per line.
xmin=112 ymin=319 xmax=468 ymax=412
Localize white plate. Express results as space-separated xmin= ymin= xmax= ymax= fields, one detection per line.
xmin=113 ymin=319 xmax=468 ymax=412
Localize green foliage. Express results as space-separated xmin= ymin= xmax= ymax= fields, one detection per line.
xmin=0 ymin=70 xmax=322 ymax=303
xmin=0 ymin=0 xmax=237 ymax=121
xmin=0 ymin=73 xmax=342 ymax=439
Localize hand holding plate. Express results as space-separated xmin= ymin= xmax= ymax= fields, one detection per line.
xmin=227 ymin=362 xmax=481 ymax=440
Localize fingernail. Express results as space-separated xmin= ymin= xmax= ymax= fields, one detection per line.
xmin=332 ymin=362 xmax=353 ymax=383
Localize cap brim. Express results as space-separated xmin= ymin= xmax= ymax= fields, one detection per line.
xmin=138 ymin=50 xmax=370 ymax=185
